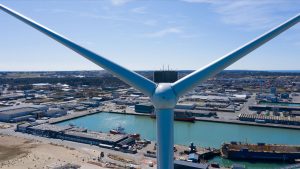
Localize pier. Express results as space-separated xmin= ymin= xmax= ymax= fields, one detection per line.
xmin=49 ymin=110 xmax=101 ymax=124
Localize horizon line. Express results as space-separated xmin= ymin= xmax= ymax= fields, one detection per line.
xmin=1 ymin=69 xmax=300 ymax=73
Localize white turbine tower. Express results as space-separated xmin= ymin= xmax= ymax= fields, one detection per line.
xmin=1 ymin=4 xmax=299 ymax=169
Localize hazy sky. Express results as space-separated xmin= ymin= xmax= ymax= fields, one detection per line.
xmin=0 ymin=0 xmax=300 ymax=71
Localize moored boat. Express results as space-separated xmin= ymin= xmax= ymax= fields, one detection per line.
xmin=129 ymin=133 xmax=140 ymax=139
xmin=110 ymin=125 xmax=126 ymax=134
xmin=150 ymin=113 xmax=195 ymax=122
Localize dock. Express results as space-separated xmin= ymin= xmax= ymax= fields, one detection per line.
xmin=49 ymin=110 xmax=101 ymax=124
xmin=195 ymin=117 xmax=300 ymax=130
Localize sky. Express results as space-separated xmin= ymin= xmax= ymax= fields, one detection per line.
xmin=0 ymin=0 xmax=300 ymax=71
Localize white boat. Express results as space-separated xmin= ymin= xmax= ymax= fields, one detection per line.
xmin=110 ymin=125 xmax=126 ymax=134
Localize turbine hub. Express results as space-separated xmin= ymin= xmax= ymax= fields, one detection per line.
xmin=151 ymin=83 xmax=178 ymax=109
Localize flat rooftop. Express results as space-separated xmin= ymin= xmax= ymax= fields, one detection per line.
xmin=0 ymin=105 xmax=47 ymax=115
xmin=0 ymin=107 xmax=38 ymax=115
xmin=64 ymin=130 xmax=127 ymax=142
xmin=30 ymin=124 xmax=72 ymax=132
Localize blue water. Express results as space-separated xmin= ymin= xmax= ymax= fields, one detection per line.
xmin=259 ymin=102 xmax=300 ymax=107
xmin=56 ymin=112 xmax=300 ymax=169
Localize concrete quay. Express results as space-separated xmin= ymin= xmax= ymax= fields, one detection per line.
xmin=195 ymin=117 xmax=300 ymax=130
xmin=49 ymin=109 xmax=101 ymax=124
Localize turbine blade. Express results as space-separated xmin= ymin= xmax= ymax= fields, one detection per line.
xmin=0 ymin=4 xmax=157 ymax=97
xmin=172 ymin=14 xmax=300 ymax=97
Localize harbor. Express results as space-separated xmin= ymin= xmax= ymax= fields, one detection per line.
xmin=12 ymin=109 xmax=300 ymax=168
xmin=55 ymin=112 xmax=300 ymax=148
xmin=56 ymin=112 xmax=300 ymax=168
xmin=49 ymin=106 xmax=300 ymax=130
xmin=1 ymin=0 xmax=300 ymax=168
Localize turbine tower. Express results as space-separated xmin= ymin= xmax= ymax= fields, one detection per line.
xmin=1 ymin=4 xmax=299 ymax=169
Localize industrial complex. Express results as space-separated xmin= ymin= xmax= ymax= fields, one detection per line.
xmin=0 ymin=70 xmax=300 ymax=168
xmin=0 ymin=2 xmax=299 ymax=168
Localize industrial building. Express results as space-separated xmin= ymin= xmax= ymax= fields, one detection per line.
xmin=43 ymin=108 xmax=67 ymax=118
xmin=249 ymin=105 xmax=300 ymax=112
xmin=0 ymin=93 xmax=25 ymax=101
xmin=239 ymin=113 xmax=300 ymax=126
xmin=185 ymin=95 xmax=231 ymax=103
xmin=175 ymin=103 xmax=196 ymax=110
xmin=26 ymin=123 xmax=72 ymax=138
xmin=135 ymin=103 xmax=154 ymax=113
xmin=80 ymin=101 xmax=100 ymax=107
xmin=17 ymin=123 xmax=135 ymax=149
xmin=0 ymin=105 xmax=48 ymax=122
xmin=291 ymin=111 xmax=300 ymax=116
xmin=185 ymin=95 xmax=247 ymax=103
xmin=153 ymin=70 xmax=178 ymax=83
xmin=60 ymin=130 xmax=128 ymax=146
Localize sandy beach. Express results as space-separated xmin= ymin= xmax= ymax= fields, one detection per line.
xmin=0 ymin=134 xmax=108 ymax=169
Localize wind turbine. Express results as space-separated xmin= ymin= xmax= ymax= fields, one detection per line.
xmin=1 ymin=4 xmax=299 ymax=169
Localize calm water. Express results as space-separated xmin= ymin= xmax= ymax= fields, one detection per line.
xmin=57 ymin=112 xmax=300 ymax=169
xmin=259 ymin=102 xmax=300 ymax=107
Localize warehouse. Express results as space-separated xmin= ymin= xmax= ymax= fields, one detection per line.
xmin=26 ymin=124 xmax=72 ymax=137
xmin=18 ymin=123 xmax=129 ymax=147
xmin=0 ymin=105 xmax=48 ymax=122
xmin=43 ymin=108 xmax=67 ymax=118
xmin=0 ymin=93 xmax=25 ymax=101
xmin=249 ymin=105 xmax=300 ymax=112
xmin=59 ymin=130 xmax=128 ymax=146
xmin=239 ymin=113 xmax=300 ymax=126
xmin=175 ymin=103 xmax=196 ymax=110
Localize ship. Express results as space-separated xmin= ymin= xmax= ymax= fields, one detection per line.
xmin=129 ymin=133 xmax=140 ymax=139
xmin=221 ymin=142 xmax=300 ymax=162
xmin=174 ymin=113 xmax=196 ymax=122
xmin=150 ymin=111 xmax=195 ymax=122
xmin=110 ymin=126 xmax=140 ymax=139
xmin=110 ymin=125 xmax=126 ymax=134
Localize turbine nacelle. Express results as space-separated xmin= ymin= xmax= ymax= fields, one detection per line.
xmin=151 ymin=83 xmax=178 ymax=109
